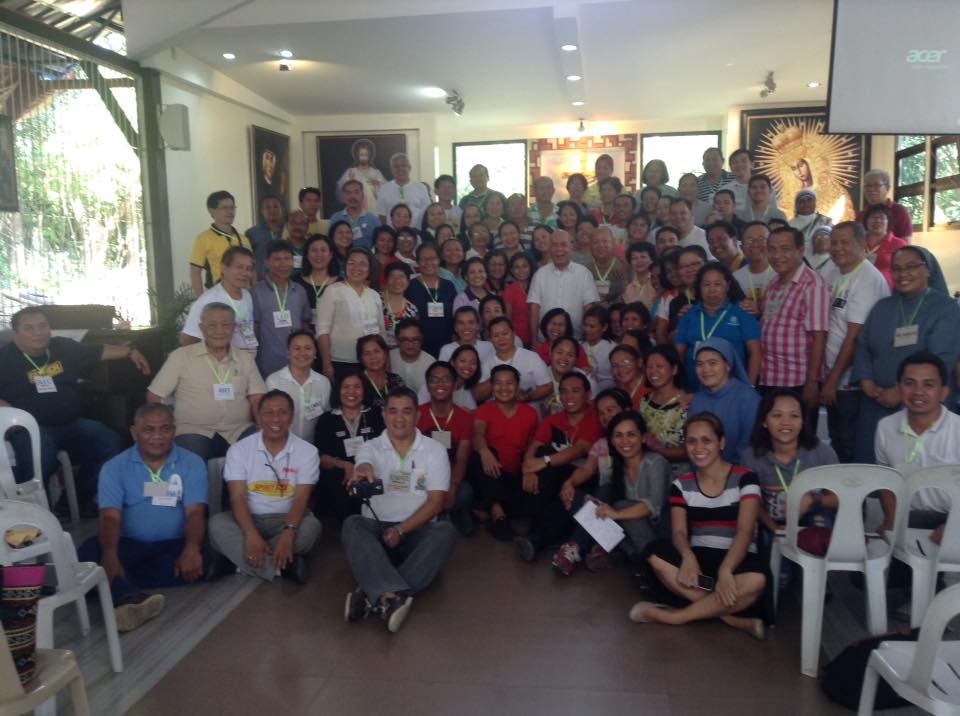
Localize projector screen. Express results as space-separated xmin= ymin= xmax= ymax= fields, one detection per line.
xmin=828 ymin=0 xmax=960 ymax=135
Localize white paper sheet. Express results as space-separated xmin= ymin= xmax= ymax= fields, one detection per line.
xmin=573 ymin=500 xmax=625 ymax=552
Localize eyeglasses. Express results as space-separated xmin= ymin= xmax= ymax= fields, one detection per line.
xmin=428 ymin=375 xmax=454 ymax=384
xmin=891 ymin=262 xmax=927 ymax=274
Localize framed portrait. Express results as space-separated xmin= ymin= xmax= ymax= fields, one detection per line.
xmin=250 ymin=125 xmax=290 ymax=219
xmin=528 ymin=134 xmax=638 ymax=202
xmin=0 ymin=115 xmax=18 ymax=213
xmin=315 ymin=133 xmax=407 ymax=217
xmin=740 ymin=106 xmax=871 ymax=222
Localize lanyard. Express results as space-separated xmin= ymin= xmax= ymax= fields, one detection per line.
xmin=629 ymin=378 xmax=644 ymax=401
xmin=343 ymin=411 xmax=365 ymax=438
xmin=699 ymin=306 xmax=729 ymax=341
xmin=22 ymin=349 xmax=51 ymax=375
xmin=773 ymin=458 xmax=800 ymax=492
xmin=903 ymin=421 xmax=926 ymax=464
xmin=224 ymin=292 xmax=248 ymax=322
xmin=394 ymin=443 xmax=413 ymax=473
xmin=398 ymin=183 xmax=406 ymax=200
xmin=583 ymin=341 xmax=597 ymax=369
xmin=261 ymin=449 xmax=292 ymax=490
xmin=421 ymin=278 xmax=440 ymax=303
xmin=832 ymin=260 xmax=864 ymax=299
xmin=272 ymin=282 xmax=289 ymax=312
xmin=365 ymin=371 xmax=386 ymax=402
xmin=429 ymin=407 xmax=454 ymax=432
xmin=308 ymin=276 xmax=329 ymax=302
xmin=594 ymin=261 xmax=614 ymax=282
xmin=144 ymin=463 xmax=167 ymax=483
xmin=204 ymin=355 xmax=233 ymax=384
xmin=899 ymin=289 xmax=929 ymax=327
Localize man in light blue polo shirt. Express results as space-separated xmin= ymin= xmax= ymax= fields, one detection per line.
xmin=328 ymin=179 xmax=380 ymax=250
xmin=78 ymin=403 xmax=209 ymax=632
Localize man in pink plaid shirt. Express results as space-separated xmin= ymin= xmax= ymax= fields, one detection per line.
xmin=760 ymin=227 xmax=830 ymax=427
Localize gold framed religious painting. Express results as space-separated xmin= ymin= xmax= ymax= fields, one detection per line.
xmin=528 ymin=134 xmax=638 ymax=201
xmin=740 ymin=107 xmax=870 ymax=223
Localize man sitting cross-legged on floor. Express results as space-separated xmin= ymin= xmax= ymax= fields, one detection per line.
xmin=78 ymin=403 xmax=208 ymax=632
xmin=342 ymin=387 xmax=457 ymax=633
xmin=208 ymin=389 xmax=321 ymax=583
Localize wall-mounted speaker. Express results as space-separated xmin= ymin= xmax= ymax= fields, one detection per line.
xmin=159 ymin=104 xmax=190 ymax=150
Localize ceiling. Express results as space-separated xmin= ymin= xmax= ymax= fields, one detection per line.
xmin=121 ymin=0 xmax=833 ymax=125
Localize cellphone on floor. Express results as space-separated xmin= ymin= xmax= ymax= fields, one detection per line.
xmin=696 ymin=574 xmax=715 ymax=592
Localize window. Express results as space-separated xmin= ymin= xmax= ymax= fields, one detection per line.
xmin=894 ymin=135 xmax=960 ymax=230
xmin=453 ymin=141 xmax=527 ymax=204
xmin=640 ymin=132 xmax=721 ymax=190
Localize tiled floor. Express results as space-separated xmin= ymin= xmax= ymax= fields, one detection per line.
xmin=125 ymin=523 xmax=881 ymax=716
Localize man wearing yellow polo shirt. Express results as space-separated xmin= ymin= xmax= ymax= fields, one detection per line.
xmin=190 ymin=191 xmax=252 ymax=297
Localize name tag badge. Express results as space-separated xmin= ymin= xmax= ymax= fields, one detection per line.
xmin=144 ymin=482 xmax=167 ymax=498
xmin=595 ymin=280 xmax=610 ymax=297
xmin=213 ymin=383 xmax=235 ymax=401
xmin=894 ymin=324 xmax=919 ymax=348
xmin=273 ymin=310 xmax=292 ymax=328
xmin=239 ymin=322 xmax=258 ymax=346
xmin=832 ymin=297 xmax=847 ymax=310
xmin=343 ymin=436 xmax=364 ymax=458
xmin=34 ymin=376 xmax=56 ymax=393
xmin=427 ymin=302 xmax=445 ymax=318
xmin=414 ymin=473 xmax=427 ymax=492
xmin=292 ymin=254 xmax=303 ymax=270
xmin=389 ymin=470 xmax=411 ymax=493
xmin=152 ymin=496 xmax=177 ymax=507
xmin=432 ymin=430 xmax=452 ymax=450
xmin=362 ymin=319 xmax=379 ymax=336
xmin=352 ymin=226 xmax=363 ymax=241
xmin=304 ymin=400 xmax=324 ymax=420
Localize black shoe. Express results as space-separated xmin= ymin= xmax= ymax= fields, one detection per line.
xmin=344 ymin=589 xmax=371 ymax=623
xmin=513 ymin=535 xmax=536 ymax=562
xmin=206 ymin=554 xmax=237 ymax=581
xmin=281 ymin=555 xmax=308 ymax=585
xmin=488 ymin=517 xmax=515 ymax=542
xmin=381 ymin=594 xmax=414 ymax=633
xmin=449 ymin=509 xmax=476 ymax=537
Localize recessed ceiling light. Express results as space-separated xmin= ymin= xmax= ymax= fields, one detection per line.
xmin=561 ymin=44 xmax=578 ymax=52
xmin=279 ymin=49 xmax=293 ymax=58
xmin=566 ymin=74 xmax=582 ymax=82
xmin=571 ymin=100 xmax=585 ymax=106
xmin=222 ymin=52 xmax=236 ymax=60
xmin=725 ymin=61 xmax=735 ymax=67
xmin=807 ymin=81 xmax=821 ymax=88
xmin=420 ymin=86 xmax=447 ymax=98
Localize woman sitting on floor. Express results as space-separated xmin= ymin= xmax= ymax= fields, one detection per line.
xmin=630 ymin=411 xmax=767 ymax=640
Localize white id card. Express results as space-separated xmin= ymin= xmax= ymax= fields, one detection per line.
xmin=427 ymin=302 xmax=445 ymax=318
xmin=352 ymin=226 xmax=363 ymax=241
xmin=34 ymin=376 xmax=56 ymax=393
xmin=144 ymin=482 xmax=167 ymax=498
xmin=293 ymin=254 xmax=302 ymax=269
xmin=304 ymin=400 xmax=324 ymax=420
xmin=432 ymin=430 xmax=452 ymax=450
xmin=389 ymin=470 xmax=411 ymax=493
xmin=273 ymin=310 xmax=292 ymax=328
xmin=213 ymin=383 xmax=235 ymax=400
xmin=343 ymin=436 xmax=364 ymax=457
xmin=894 ymin=325 xmax=919 ymax=348
xmin=239 ymin=322 xmax=259 ymax=347
xmin=152 ymin=496 xmax=177 ymax=507
xmin=595 ymin=280 xmax=610 ymax=298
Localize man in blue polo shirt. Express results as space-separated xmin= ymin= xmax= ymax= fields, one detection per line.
xmin=78 ymin=403 xmax=208 ymax=632
xmin=328 ymin=179 xmax=380 ymax=250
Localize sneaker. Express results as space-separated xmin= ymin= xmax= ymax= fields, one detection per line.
xmin=551 ymin=541 xmax=581 ymax=576
xmin=449 ymin=509 xmax=476 ymax=537
xmin=488 ymin=517 xmax=515 ymax=542
xmin=382 ymin=594 xmax=414 ymax=633
xmin=628 ymin=600 xmax=668 ymax=624
xmin=344 ymin=589 xmax=371 ymax=623
xmin=513 ymin=535 xmax=536 ymax=563
xmin=584 ymin=545 xmax=610 ymax=572
xmin=114 ymin=593 xmax=165 ymax=632
xmin=281 ymin=555 xmax=308 ymax=585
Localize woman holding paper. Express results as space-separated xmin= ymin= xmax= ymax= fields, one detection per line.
xmin=551 ymin=408 xmax=670 ymax=576
xmin=630 ymin=412 xmax=767 ymax=639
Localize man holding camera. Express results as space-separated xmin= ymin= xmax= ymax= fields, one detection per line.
xmin=342 ymin=387 xmax=457 ymax=633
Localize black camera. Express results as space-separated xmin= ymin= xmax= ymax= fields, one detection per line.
xmin=350 ymin=478 xmax=385 ymax=499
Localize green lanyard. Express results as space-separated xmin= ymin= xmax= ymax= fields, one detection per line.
xmin=421 ymin=279 xmax=440 ymax=303
xmin=594 ymin=262 xmax=614 ymax=282
xmin=224 ymin=292 xmax=247 ymax=322
xmin=699 ymin=307 xmax=729 ymax=341
xmin=774 ymin=458 xmax=800 ymax=492
xmin=365 ymin=371 xmax=386 ymax=402
xmin=395 ymin=444 xmax=412 ymax=473
xmin=832 ymin=260 xmax=864 ymax=300
xmin=902 ymin=421 xmax=925 ymax=464
xmin=308 ymin=276 xmax=329 ymax=302
xmin=204 ymin=355 xmax=233 ymax=384
xmin=145 ymin=463 xmax=167 ymax=483
xmin=899 ymin=289 xmax=929 ymax=327
xmin=22 ymin=350 xmax=51 ymax=375
xmin=272 ymin=282 xmax=289 ymax=312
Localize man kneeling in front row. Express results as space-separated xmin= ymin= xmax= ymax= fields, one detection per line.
xmin=343 ymin=387 xmax=457 ymax=633
xmin=209 ymin=389 xmax=321 ymax=583
xmin=78 ymin=403 xmax=208 ymax=632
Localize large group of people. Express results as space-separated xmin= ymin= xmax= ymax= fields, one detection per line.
xmin=2 ymin=148 xmax=955 ymax=639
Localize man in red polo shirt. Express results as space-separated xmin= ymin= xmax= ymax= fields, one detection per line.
xmin=417 ymin=361 xmax=475 ymax=535
xmin=471 ymin=364 xmax=539 ymax=541
xmin=514 ymin=372 xmax=603 ymax=561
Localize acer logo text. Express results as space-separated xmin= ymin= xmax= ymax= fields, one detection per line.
xmin=906 ymin=50 xmax=948 ymax=64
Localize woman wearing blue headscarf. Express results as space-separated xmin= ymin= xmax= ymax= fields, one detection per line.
xmin=689 ymin=337 xmax=761 ymax=463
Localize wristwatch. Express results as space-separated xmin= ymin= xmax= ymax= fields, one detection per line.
xmin=395 ymin=525 xmax=405 ymax=538
xmin=543 ymin=454 xmax=552 ymax=466
xmin=282 ymin=523 xmax=298 ymax=534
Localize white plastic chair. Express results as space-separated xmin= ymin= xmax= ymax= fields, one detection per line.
xmin=0 ymin=500 xmax=123 ymax=674
xmin=0 ymin=618 xmax=89 ymax=716
xmin=893 ymin=465 xmax=960 ymax=628
xmin=0 ymin=407 xmax=79 ymax=524
xmin=858 ymin=582 xmax=960 ymax=715
xmin=779 ymin=464 xmax=903 ymax=677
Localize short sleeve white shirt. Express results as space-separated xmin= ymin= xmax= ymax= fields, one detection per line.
xmin=480 ymin=346 xmax=551 ymax=393
xmin=388 ymin=349 xmax=436 ymax=393
xmin=265 ymin=367 xmax=332 ymax=441
xmin=182 ymin=284 xmax=257 ymax=357
xmin=376 ymin=180 xmax=432 ymax=228
xmin=526 ymin=262 xmax=600 ymax=337
xmin=438 ymin=340 xmax=495 ymax=364
xmin=224 ymin=431 xmax=320 ymax=516
xmin=354 ymin=429 xmax=451 ymax=523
